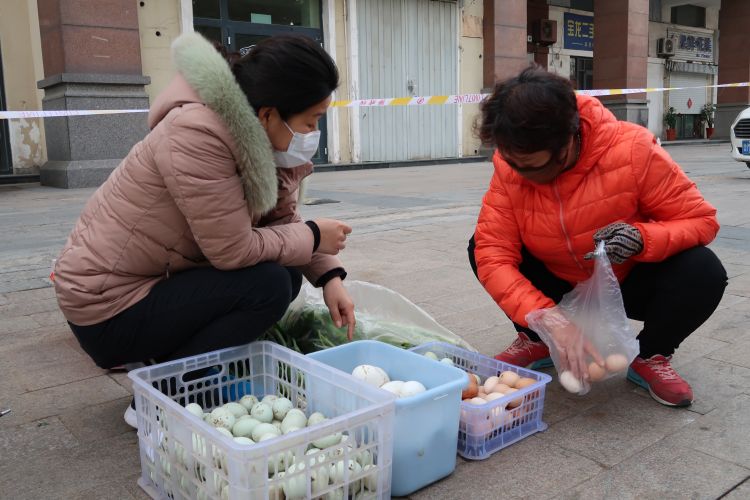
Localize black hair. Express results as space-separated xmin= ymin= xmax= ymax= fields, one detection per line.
xmin=478 ymin=66 xmax=579 ymax=155
xmin=231 ymin=35 xmax=339 ymax=120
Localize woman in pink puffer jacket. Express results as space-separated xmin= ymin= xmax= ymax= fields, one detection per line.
xmin=54 ymin=33 xmax=354 ymax=426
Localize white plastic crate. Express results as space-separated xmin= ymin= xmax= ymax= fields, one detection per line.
xmin=410 ymin=342 xmax=551 ymax=460
xmin=128 ymin=341 xmax=396 ymax=499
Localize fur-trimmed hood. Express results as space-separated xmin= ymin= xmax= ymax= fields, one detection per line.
xmin=148 ymin=32 xmax=278 ymax=214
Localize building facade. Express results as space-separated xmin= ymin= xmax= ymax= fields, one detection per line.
xmin=0 ymin=1 xmax=748 ymax=185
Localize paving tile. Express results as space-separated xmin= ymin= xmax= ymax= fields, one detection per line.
xmin=669 ymin=334 xmax=729 ymax=369
xmin=559 ymin=441 xmax=749 ymax=500
xmin=3 ymin=376 xmax=131 ymax=427
xmin=59 ymin=397 xmax=135 ymax=443
xmin=0 ymin=337 xmax=103 ymax=394
xmin=695 ymin=302 xmax=750 ymax=344
xmin=677 ymin=356 xmax=750 ymax=415
xmin=410 ymin=436 xmax=603 ymax=500
xmin=670 ymin=394 xmax=750 ymax=469
xmin=537 ymin=391 xmax=698 ymax=467
xmin=0 ymin=431 xmax=141 ymax=499
xmin=722 ymin=478 xmax=750 ymax=500
xmin=0 ymin=297 xmax=60 ymax=318
xmin=706 ymin=337 xmax=750 ymax=369
xmin=0 ymin=416 xmax=80 ymax=463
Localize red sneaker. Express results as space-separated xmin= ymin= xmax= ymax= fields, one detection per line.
xmin=495 ymin=332 xmax=553 ymax=369
xmin=627 ymin=355 xmax=693 ymax=407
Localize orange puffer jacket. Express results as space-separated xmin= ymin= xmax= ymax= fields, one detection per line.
xmin=474 ymin=94 xmax=719 ymax=327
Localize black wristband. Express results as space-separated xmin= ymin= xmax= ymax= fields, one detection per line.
xmin=315 ymin=267 xmax=347 ymax=288
xmin=305 ymin=220 xmax=321 ymax=252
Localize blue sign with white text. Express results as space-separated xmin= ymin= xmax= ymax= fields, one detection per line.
xmin=564 ymin=12 xmax=594 ymax=51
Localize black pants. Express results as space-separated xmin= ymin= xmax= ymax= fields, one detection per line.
xmin=467 ymin=236 xmax=727 ymax=358
xmin=69 ymin=263 xmax=303 ymax=369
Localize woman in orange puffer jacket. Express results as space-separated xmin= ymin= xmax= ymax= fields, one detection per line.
xmin=468 ymin=67 xmax=726 ymax=407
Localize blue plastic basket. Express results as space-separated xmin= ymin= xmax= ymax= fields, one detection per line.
xmin=410 ymin=342 xmax=552 ymax=460
xmin=308 ymin=340 xmax=468 ymax=496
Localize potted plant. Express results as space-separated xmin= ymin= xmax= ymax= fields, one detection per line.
xmin=663 ymin=106 xmax=677 ymax=141
xmin=701 ymin=103 xmax=716 ymax=139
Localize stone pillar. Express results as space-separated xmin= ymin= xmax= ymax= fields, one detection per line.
xmin=36 ymin=0 xmax=150 ymax=188
xmin=593 ymin=0 xmax=649 ymax=126
xmin=483 ymin=0 xmax=528 ymax=88
xmin=715 ymin=0 xmax=750 ymax=140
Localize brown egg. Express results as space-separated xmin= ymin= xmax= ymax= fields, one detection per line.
xmin=514 ymin=377 xmax=537 ymax=389
xmin=605 ymin=354 xmax=629 ymax=373
xmin=493 ymin=383 xmax=513 ymax=394
xmin=504 ymin=388 xmax=523 ymax=408
xmin=588 ymin=362 xmax=607 ymax=381
xmin=483 ymin=376 xmax=500 ymax=393
xmin=461 ymin=372 xmax=479 ymax=399
xmin=499 ymin=370 xmax=520 ymax=387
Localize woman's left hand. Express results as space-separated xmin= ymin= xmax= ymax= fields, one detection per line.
xmin=323 ymin=277 xmax=356 ymax=340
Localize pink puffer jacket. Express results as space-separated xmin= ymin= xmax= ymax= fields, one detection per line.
xmin=54 ymin=33 xmax=342 ymax=326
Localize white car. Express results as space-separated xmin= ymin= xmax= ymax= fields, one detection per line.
xmin=730 ymin=107 xmax=750 ymax=168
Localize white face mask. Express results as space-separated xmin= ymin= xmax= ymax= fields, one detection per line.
xmin=273 ymin=122 xmax=321 ymax=168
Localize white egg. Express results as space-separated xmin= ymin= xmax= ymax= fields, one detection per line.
xmin=261 ymin=395 xmax=279 ymax=405
xmin=262 ymin=435 xmax=293 ymax=474
xmin=330 ymin=460 xmax=362 ymax=485
xmin=306 ymin=411 xmax=326 ymax=427
xmin=185 ymin=403 xmax=204 ymax=418
xmin=231 ymin=416 xmax=260 ymax=438
xmin=312 ymin=432 xmax=343 ymax=449
xmin=222 ymin=402 xmax=248 ymax=419
xmin=284 ymin=461 xmax=330 ymax=497
xmin=440 ymin=357 xmax=454 ymax=366
xmin=281 ymin=409 xmax=307 ymax=432
xmin=423 ymin=351 xmax=439 ymax=361
xmin=326 ymin=488 xmax=345 ymax=500
xmin=238 ymin=395 xmax=259 ymax=412
xmin=271 ymin=397 xmax=293 ymax=421
xmin=215 ymin=427 xmax=233 ymax=439
xmin=233 ymin=436 xmax=254 ymax=446
xmin=559 ymin=370 xmax=583 ymax=394
xmin=362 ymin=464 xmax=378 ymax=491
xmin=468 ymin=397 xmax=487 ymax=405
xmin=209 ymin=407 xmax=236 ymax=430
xmin=251 ymin=422 xmax=280 ymax=442
xmin=250 ymin=402 xmax=274 ymax=423
xmin=483 ymin=376 xmax=500 ymax=393
xmin=380 ymin=380 xmax=405 ymax=396
xmin=485 ymin=392 xmax=505 ymax=402
xmin=351 ymin=364 xmax=390 ymax=387
xmin=399 ymin=380 xmax=427 ymax=398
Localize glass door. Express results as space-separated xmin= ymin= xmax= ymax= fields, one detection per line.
xmin=193 ymin=0 xmax=328 ymax=163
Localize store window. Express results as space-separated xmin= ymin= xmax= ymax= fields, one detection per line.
xmin=671 ymin=5 xmax=706 ymax=28
xmin=649 ymin=0 xmax=662 ymax=22
xmin=571 ymin=57 xmax=593 ymax=90
xmin=192 ymin=1 xmax=327 ymax=163
xmin=548 ymin=0 xmax=594 ymax=12
xmin=228 ymin=0 xmax=320 ymax=28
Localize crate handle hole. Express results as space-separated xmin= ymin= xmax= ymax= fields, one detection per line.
xmin=181 ymin=365 xmax=223 ymax=383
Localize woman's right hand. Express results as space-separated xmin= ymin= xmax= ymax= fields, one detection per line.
xmin=314 ymin=218 xmax=352 ymax=255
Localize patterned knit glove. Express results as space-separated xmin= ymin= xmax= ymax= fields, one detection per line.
xmin=583 ymin=222 xmax=644 ymax=264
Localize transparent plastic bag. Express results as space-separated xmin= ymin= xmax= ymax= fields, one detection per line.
xmin=526 ymin=242 xmax=639 ymax=395
xmin=264 ymin=280 xmax=475 ymax=353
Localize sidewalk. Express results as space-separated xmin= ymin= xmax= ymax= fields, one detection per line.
xmin=1 ymin=143 xmax=749 ymax=499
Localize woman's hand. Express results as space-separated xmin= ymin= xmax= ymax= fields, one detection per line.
xmin=533 ymin=308 xmax=604 ymax=380
xmin=323 ymin=277 xmax=356 ymax=340
xmin=315 ymin=218 xmax=352 ymax=255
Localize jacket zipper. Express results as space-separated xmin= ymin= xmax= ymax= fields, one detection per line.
xmin=553 ymin=180 xmax=585 ymax=272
